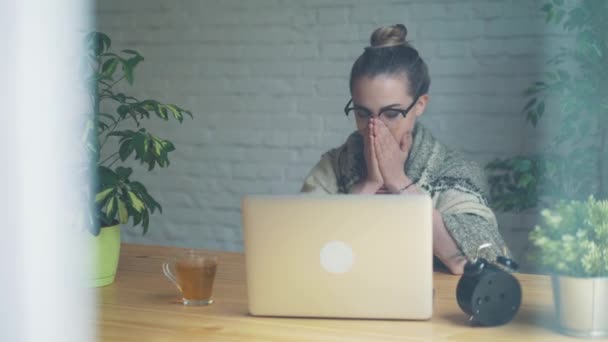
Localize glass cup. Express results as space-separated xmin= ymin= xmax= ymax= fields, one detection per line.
xmin=162 ymin=250 xmax=218 ymax=306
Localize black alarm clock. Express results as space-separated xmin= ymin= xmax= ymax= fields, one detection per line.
xmin=456 ymin=244 xmax=522 ymax=327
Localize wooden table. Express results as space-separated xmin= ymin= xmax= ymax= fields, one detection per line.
xmin=97 ymin=244 xmax=606 ymax=341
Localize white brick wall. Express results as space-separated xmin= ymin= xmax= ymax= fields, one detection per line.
xmin=96 ymin=0 xmax=571 ymax=266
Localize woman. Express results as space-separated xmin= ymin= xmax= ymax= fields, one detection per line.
xmin=301 ymin=24 xmax=509 ymax=275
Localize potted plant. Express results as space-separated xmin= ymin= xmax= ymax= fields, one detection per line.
xmin=529 ymin=196 xmax=608 ymax=337
xmin=85 ymin=32 xmax=192 ymax=287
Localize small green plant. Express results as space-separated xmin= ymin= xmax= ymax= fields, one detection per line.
xmin=529 ymin=196 xmax=608 ymax=277
xmin=85 ymin=32 xmax=192 ymax=235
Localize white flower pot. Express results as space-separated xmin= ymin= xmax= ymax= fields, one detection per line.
xmin=552 ymin=275 xmax=608 ymax=337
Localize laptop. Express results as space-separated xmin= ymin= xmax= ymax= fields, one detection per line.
xmin=241 ymin=194 xmax=433 ymax=320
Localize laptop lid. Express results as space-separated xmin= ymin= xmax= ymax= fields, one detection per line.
xmin=242 ymin=194 xmax=433 ymax=320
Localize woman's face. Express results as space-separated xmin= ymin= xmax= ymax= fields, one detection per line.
xmin=351 ymin=74 xmax=428 ymax=142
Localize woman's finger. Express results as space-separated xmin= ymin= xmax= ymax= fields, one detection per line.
xmin=374 ymin=127 xmax=388 ymax=157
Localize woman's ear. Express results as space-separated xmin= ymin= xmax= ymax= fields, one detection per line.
xmin=414 ymin=94 xmax=429 ymax=117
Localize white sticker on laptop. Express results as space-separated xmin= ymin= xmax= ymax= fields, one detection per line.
xmin=320 ymin=241 xmax=354 ymax=274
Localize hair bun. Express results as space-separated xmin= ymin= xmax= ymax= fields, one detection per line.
xmin=369 ymin=24 xmax=408 ymax=48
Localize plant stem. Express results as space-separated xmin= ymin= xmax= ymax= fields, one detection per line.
xmin=109 ymin=75 xmax=125 ymax=88
xmin=107 ymin=155 xmax=122 ymax=168
xmin=99 ymin=118 xmax=124 ymax=150
xmin=100 ymin=152 xmax=119 ymax=165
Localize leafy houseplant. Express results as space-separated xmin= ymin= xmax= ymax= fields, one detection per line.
xmin=529 ymin=196 xmax=608 ymax=337
xmin=529 ymin=196 xmax=608 ymax=277
xmin=85 ymin=32 xmax=192 ymax=286
xmin=486 ymin=0 xmax=608 ymax=212
xmin=87 ymin=32 xmax=192 ymax=234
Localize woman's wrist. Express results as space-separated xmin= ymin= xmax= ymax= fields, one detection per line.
xmin=350 ymin=179 xmax=383 ymax=194
xmin=432 ymin=209 xmax=467 ymax=275
xmin=386 ymin=174 xmax=412 ymax=194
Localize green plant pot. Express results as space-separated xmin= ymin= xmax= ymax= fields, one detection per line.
xmin=90 ymin=223 xmax=121 ymax=287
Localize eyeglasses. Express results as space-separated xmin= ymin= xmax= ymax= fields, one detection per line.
xmin=343 ymin=97 xmax=419 ymax=120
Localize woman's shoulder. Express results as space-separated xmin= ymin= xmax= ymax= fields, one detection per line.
xmin=415 ymin=123 xmax=488 ymax=192
xmin=416 ymin=124 xmax=478 ymax=169
xmin=302 ymin=132 xmax=363 ymax=194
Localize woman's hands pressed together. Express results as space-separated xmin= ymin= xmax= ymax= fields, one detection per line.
xmin=370 ymin=118 xmax=413 ymax=193
xmin=355 ymin=117 xmax=414 ymax=194
xmin=363 ymin=119 xmax=384 ymax=190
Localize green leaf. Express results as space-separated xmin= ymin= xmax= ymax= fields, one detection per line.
xmin=526 ymin=110 xmax=537 ymax=126
xmin=165 ymin=104 xmax=184 ymax=123
xmin=164 ymin=141 xmax=175 ymax=152
xmin=98 ymin=121 xmax=109 ymax=131
xmin=536 ymin=101 xmax=545 ymax=119
xmin=101 ymin=58 xmax=119 ymax=78
xmin=98 ymin=166 xmax=118 ymax=186
xmin=541 ymin=3 xmax=553 ymax=13
xmin=142 ymin=210 xmax=150 ymax=234
xmin=128 ymin=110 xmax=140 ymax=126
xmin=529 ymin=111 xmax=538 ymax=127
xmin=128 ymin=55 xmax=144 ymax=67
xmin=123 ymin=60 xmax=134 ymax=85
xmin=140 ymin=100 xmax=159 ymax=111
xmin=112 ymin=93 xmax=127 ymax=103
xmin=119 ymin=140 xmax=134 ymax=161
xmin=117 ymin=105 xmax=129 ymax=117
xmin=107 ymin=130 xmax=134 ymax=138
xmin=100 ymin=33 xmax=111 ymax=52
xmin=159 ymin=105 xmax=169 ymax=120
xmin=131 ymin=208 xmax=142 ymax=226
xmin=95 ymin=188 xmax=114 ymax=203
xmin=152 ymin=140 xmax=162 ymax=157
xmin=134 ymin=105 xmax=150 ymax=119
xmin=122 ymin=55 xmax=143 ymax=85
xmin=117 ymin=199 xmax=128 ymax=224
xmin=523 ymin=98 xmax=537 ymax=111
xmin=104 ymin=196 xmax=117 ymax=220
xmin=115 ymin=166 xmax=133 ymax=180
xmin=128 ymin=191 xmax=145 ymax=213
xmin=132 ymin=133 xmax=146 ymax=162
xmin=121 ymin=49 xmax=140 ymax=55
xmin=89 ymin=32 xmax=111 ymax=56
xmin=128 ymin=181 xmax=149 ymax=194
xmin=143 ymin=135 xmax=150 ymax=155
xmin=128 ymin=182 xmax=161 ymax=214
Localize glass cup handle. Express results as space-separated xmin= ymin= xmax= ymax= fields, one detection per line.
xmin=162 ymin=260 xmax=178 ymax=287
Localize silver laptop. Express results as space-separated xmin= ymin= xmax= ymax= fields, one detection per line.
xmin=241 ymin=194 xmax=433 ymax=320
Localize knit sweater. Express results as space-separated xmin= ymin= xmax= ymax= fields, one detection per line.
xmin=301 ymin=122 xmax=509 ymax=262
